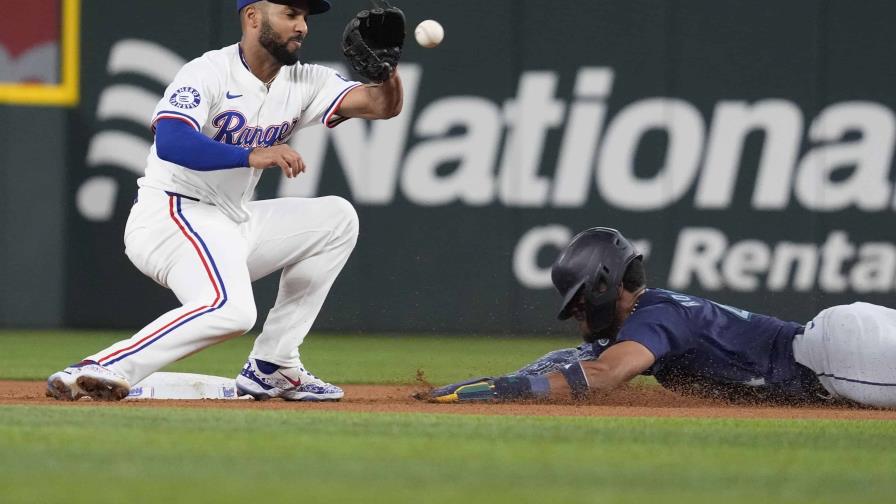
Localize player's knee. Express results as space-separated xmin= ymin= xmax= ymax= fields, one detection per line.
xmin=218 ymin=303 xmax=258 ymax=336
xmin=325 ymin=196 xmax=359 ymax=245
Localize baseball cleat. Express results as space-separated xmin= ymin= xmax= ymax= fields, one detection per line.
xmin=46 ymin=371 xmax=84 ymax=401
xmin=235 ymin=358 xmax=344 ymax=401
xmin=46 ymin=361 xmax=131 ymax=401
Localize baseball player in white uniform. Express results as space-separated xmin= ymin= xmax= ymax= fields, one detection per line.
xmin=47 ymin=0 xmax=404 ymax=401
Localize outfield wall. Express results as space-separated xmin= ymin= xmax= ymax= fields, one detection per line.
xmin=3 ymin=0 xmax=896 ymax=333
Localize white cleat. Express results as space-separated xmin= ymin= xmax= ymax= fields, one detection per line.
xmin=46 ymin=361 xmax=131 ymax=401
xmin=235 ymin=358 xmax=344 ymax=401
xmin=46 ymin=369 xmax=85 ymax=401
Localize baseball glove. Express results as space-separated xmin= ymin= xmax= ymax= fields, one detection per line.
xmin=342 ymin=0 xmax=406 ymax=83
xmin=426 ymin=375 xmax=552 ymax=403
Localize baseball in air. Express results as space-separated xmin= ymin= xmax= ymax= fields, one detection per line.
xmin=414 ymin=20 xmax=444 ymax=48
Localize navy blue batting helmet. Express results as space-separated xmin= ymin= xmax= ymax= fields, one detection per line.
xmin=552 ymin=228 xmax=642 ymax=332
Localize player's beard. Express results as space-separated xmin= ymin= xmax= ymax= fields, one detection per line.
xmin=259 ymin=17 xmax=303 ymax=66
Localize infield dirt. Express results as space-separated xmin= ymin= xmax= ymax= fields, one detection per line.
xmin=3 ymin=380 xmax=896 ymax=420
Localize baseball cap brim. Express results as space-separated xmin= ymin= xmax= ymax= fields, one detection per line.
xmin=237 ymin=0 xmax=331 ymax=15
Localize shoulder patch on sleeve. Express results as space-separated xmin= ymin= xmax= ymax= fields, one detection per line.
xmin=169 ymin=86 xmax=202 ymax=109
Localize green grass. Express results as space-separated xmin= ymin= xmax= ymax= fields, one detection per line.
xmin=1 ymin=407 xmax=895 ymax=504
xmin=1 ymin=330 xmax=895 ymax=503
xmin=0 ymin=330 xmax=580 ymax=384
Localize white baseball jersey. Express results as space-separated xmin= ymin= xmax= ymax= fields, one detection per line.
xmin=140 ymin=43 xmax=362 ymax=222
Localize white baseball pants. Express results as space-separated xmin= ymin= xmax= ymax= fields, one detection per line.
xmin=794 ymin=302 xmax=896 ymax=408
xmin=85 ymin=187 xmax=358 ymax=385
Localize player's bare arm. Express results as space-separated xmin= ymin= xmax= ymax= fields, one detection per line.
xmin=337 ymin=71 xmax=404 ymax=119
xmin=545 ymin=341 xmax=655 ymax=400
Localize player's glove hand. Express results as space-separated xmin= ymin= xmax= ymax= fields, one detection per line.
xmin=427 ymin=376 xmax=548 ymax=403
xmin=427 ymin=377 xmax=496 ymax=403
xmin=342 ymin=0 xmax=406 ymax=83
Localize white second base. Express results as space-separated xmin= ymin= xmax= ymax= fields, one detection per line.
xmin=126 ymin=372 xmax=249 ymax=400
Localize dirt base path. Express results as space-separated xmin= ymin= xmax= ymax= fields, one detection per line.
xmin=3 ymin=380 xmax=895 ymax=420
